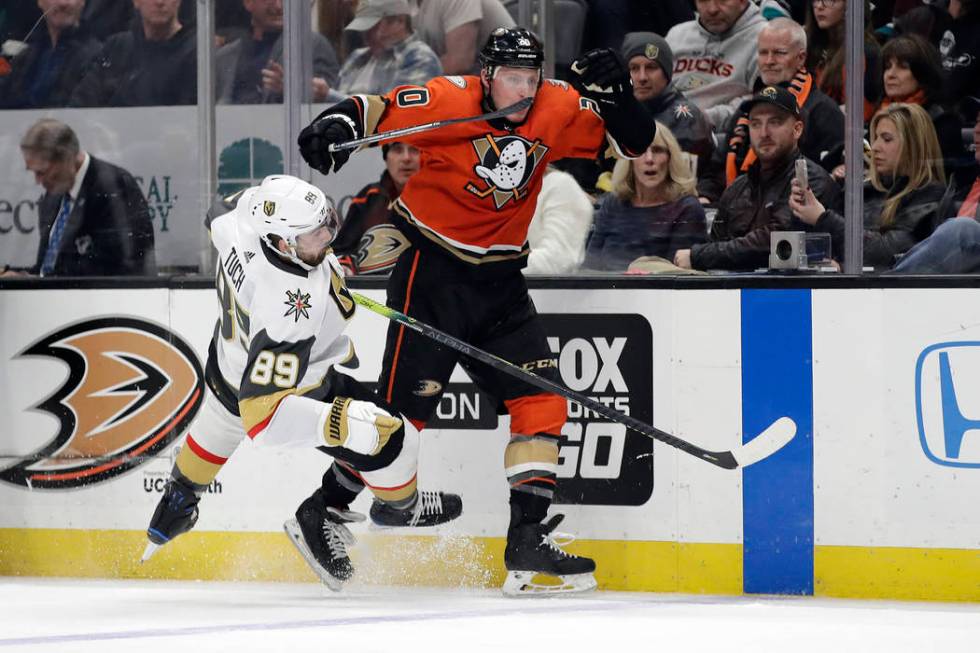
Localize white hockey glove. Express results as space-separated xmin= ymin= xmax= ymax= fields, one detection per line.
xmin=320 ymin=397 xmax=402 ymax=456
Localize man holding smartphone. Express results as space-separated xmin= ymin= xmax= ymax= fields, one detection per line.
xmin=674 ymin=85 xmax=842 ymax=272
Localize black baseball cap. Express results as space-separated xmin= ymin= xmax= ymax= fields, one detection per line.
xmin=740 ymin=85 xmax=802 ymax=119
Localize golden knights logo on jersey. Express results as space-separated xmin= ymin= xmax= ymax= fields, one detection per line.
xmin=0 ymin=318 xmax=204 ymax=489
xmin=283 ymin=288 xmax=313 ymax=322
xmin=465 ymin=134 xmax=549 ymax=209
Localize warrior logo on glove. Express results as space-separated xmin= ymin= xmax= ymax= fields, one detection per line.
xmin=465 ymin=134 xmax=549 ymax=209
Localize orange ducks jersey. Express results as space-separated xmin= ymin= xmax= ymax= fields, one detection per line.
xmin=326 ymin=75 xmax=635 ymax=270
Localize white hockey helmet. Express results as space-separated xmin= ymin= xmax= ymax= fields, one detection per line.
xmin=246 ymin=175 xmax=339 ymax=270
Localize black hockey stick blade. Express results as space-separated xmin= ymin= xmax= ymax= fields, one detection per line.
xmin=327 ymin=97 xmax=533 ymax=152
xmin=351 ymin=292 xmax=797 ymax=469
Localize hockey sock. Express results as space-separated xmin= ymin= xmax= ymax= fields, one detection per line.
xmin=172 ymin=435 xmax=227 ymax=489
xmin=504 ymin=433 xmax=559 ymax=529
xmin=320 ymin=462 xmax=366 ymax=508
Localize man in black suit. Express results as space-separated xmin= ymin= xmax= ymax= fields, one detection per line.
xmin=6 ymin=119 xmax=156 ymax=277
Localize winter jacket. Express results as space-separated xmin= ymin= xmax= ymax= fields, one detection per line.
xmin=0 ymin=25 xmax=101 ymax=108
xmin=691 ymin=151 xmax=842 ymax=271
xmin=69 ymin=25 xmax=197 ymax=107
xmin=814 ymin=177 xmax=945 ymax=270
xmin=641 ymin=85 xmax=716 ymax=175
xmin=666 ymin=2 xmax=766 ymax=127
xmin=698 ymin=71 xmax=845 ymax=202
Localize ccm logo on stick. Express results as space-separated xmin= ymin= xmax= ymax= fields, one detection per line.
xmin=916 ymin=341 xmax=980 ymax=468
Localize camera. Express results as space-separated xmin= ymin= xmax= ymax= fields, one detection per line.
xmin=769 ymin=231 xmax=832 ymax=271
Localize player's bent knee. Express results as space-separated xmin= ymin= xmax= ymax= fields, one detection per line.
xmin=359 ymin=415 xmax=419 ymax=501
xmin=506 ymin=393 xmax=567 ymax=436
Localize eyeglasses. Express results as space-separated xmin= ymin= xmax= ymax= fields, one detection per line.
xmin=811 ymin=0 xmax=843 ymax=7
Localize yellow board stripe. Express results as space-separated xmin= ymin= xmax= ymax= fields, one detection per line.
xmin=0 ymin=528 xmax=738 ymax=593
xmin=815 ymin=545 xmax=980 ymax=602
xmin=5 ymin=529 xmax=977 ymax=601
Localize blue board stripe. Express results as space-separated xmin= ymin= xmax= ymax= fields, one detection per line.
xmin=741 ymin=289 xmax=814 ymax=595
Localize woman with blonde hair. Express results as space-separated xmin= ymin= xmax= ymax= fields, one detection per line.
xmin=789 ymin=103 xmax=946 ymax=270
xmin=583 ymin=122 xmax=706 ymax=271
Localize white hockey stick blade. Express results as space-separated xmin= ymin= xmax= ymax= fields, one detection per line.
xmin=731 ymin=417 xmax=797 ymax=468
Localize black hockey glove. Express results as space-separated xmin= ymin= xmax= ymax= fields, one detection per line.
xmin=298 ymin=115 xmax=355 ymax=174
xmin=570 ymin=48 xmax=632 ymax=107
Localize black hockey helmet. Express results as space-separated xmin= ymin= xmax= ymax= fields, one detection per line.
xmin=479 ymin=27 xmax=544 ymax=75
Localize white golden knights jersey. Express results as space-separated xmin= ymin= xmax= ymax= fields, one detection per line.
xmin=208 ymin=197 xmax=357 ymax=441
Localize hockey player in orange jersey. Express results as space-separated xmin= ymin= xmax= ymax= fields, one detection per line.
xmin=299 ymin=27 xmax=655 ymax=595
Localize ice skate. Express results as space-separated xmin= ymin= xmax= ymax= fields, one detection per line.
xmin=368 ymin=490 xmax=462 ymax=528
xmin=284 ymin=495 xmax=365 ymax=591
xmin=142 ymin=478 xmax=201 ymax=562
xmin=502 ymin=514 xmax=597 ymax=597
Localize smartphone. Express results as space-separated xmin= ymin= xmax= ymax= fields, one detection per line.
xmin=794 ymin=158 xmax=808 ymax=191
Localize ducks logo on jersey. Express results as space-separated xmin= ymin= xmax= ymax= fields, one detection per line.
xmin=465 ymin=134 xmax=549 ymax=209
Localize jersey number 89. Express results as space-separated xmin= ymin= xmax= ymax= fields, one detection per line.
xmin=249 ymin=351 xmax=299 ymax=388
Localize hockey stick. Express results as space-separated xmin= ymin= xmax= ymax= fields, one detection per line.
xmin=327 ymin=97 xmax=534 ymax=152
xmin=351 ymin=292 xmax=796 ymax=470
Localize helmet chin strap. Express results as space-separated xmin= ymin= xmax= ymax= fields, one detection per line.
xmin=263 ymin=234 xmax=317 ymax=271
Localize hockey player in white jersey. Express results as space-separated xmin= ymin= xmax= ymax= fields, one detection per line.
xmin=142 ymin=175 xmax=461 ymax=590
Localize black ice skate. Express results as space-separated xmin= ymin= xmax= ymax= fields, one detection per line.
xmin=284 ymin=495 xmax=365 ymax=592
xmin=502 ymin=514 xmax=597 ymax=597
xmin=368 ymin=490 xmax=462 ymax=528
xmin=141 ymin=478 xmax=201 ymax=562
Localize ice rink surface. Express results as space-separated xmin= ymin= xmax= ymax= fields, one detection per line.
xmin=2 ymin=578 xmax=979 ymax=653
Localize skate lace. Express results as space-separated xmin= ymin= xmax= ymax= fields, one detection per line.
xmin=541 ymin=531 xmax=579 ymax=558
xmin=409 ymin=491 xmax=444 ymax=527
xmin=321 ymin=520 xmax=356 ymax=560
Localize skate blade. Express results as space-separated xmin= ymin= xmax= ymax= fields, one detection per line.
xmin=502 ymin=570 xmax=598 ymax=597
xmin=140 ymin=541 xmax=161 ymax=563
xmin=283 ymin=519 xmax=345 ymax=592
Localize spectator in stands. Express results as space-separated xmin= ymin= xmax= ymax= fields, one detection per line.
xmin=525 ymin=165 xmax=594 ymax=275
xmin=335 ymin=0 xmax=442 ymax=97
xmin=890 ymin=101 xmax=980 ymax=273
xmin=413 ymin=0 xmax=514 ymax=75
xmin=940 ymin=0 xmax=980 ymax=114
xmin=0 ymin=0 xmax=101 ymax=109
xmin=790 ymin=103 xmax=946 ymax=271
xmin=2 ymin=119 xmax=155 ymax=277
xmin=215 ymin=0 xmax=339 ymax=104
xmin=805 ymin=0 xmax=882 ymax=122
xmin=666 ymin=0 xmax=766 ymax=128
xmin=890 ymin=1 xmax=953 ymax=49
xmin=675 ymin=85 xmax=842 ymax=271
xmin=699 ymin=17 xmax=845 ymax=203
xmin=70 ymin=0 xmax=196 ymax=106
xmin=332 ymin=141 xmax=419 ymax=275
xmin=621 ymin=32 xmax=715 ymax=177
xmin=879 ymin=34 xmax=968 ymax=183
xmin=584 ymin=123 xmax=706 ymax=272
